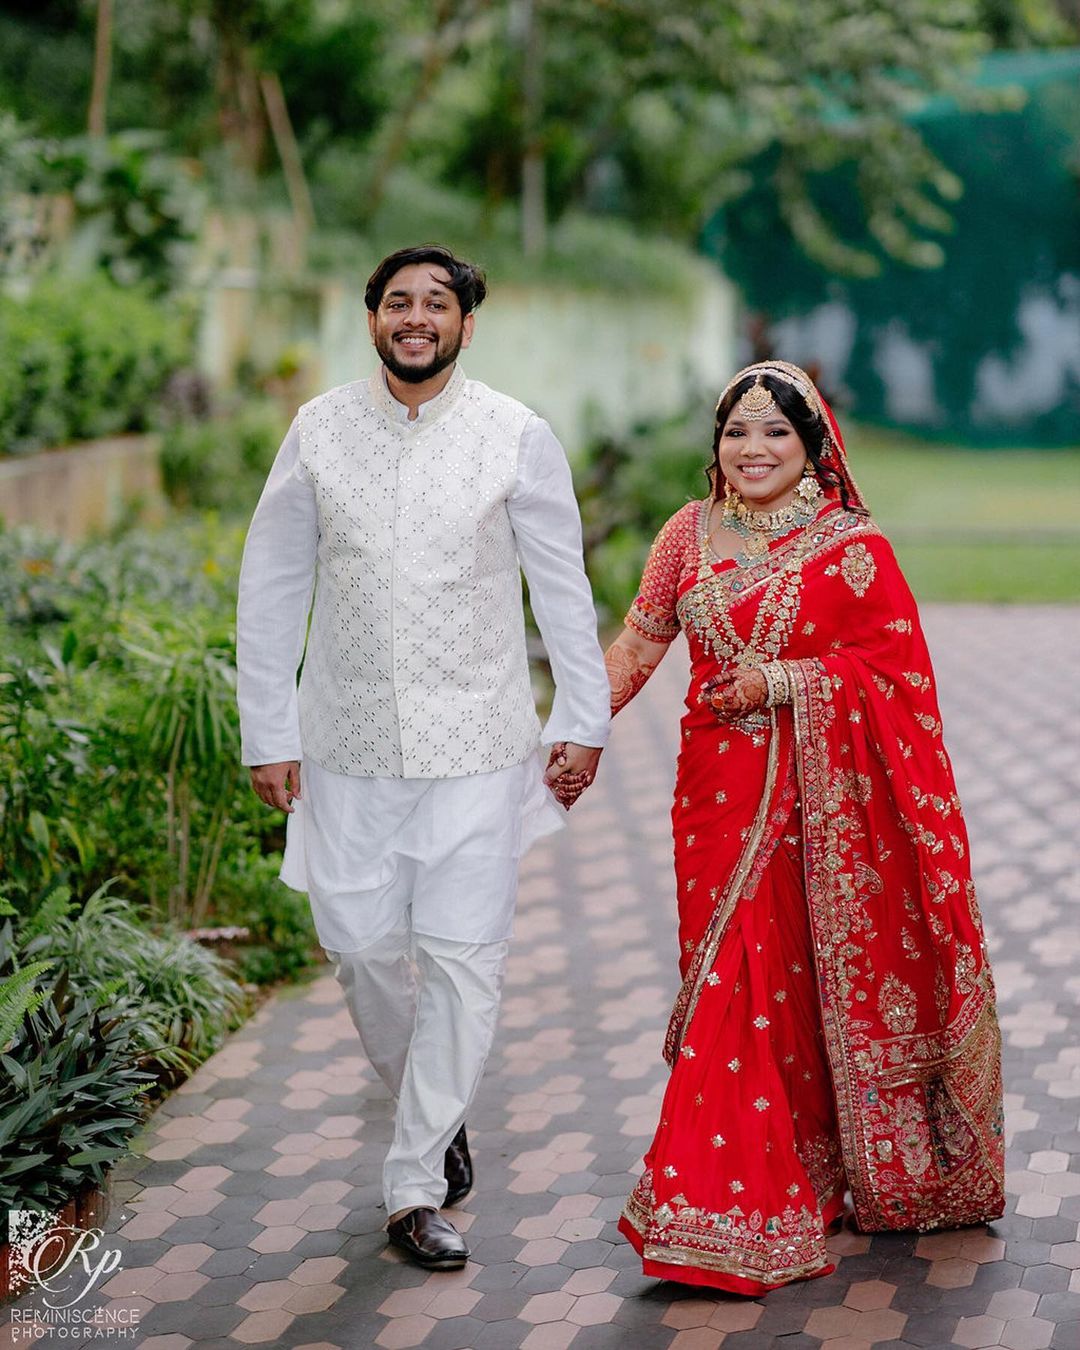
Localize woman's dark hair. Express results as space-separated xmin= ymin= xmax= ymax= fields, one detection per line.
xmin=364 ymin=244 xmax=487 ymax=315
xmin=709 ymin=372 xmax=853 ymax=511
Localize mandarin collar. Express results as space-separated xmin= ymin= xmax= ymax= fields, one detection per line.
xmin=369 ymin=363 xmax=467 ymax=433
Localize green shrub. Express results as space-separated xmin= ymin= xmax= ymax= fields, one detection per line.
xmin=0 ymin=297 xmax=69 ymax=451
xmin=21 ymin=886 xmax=249 ymax=1071
xmin=160 ymin=401 xmax=281 ymax=513
xmin=212 ymin=849 xmax=320 ymax=986
xmin=0 ymin=520 xmax=299 ymax=985
xmin=575 ymin=399 xmax=712 ymax=622
xmin=310 ymin=162 xmax=708 ymax=300
xmin=0 ymin=917 xmax=157 ymax=1212
xmin=0 ymin=651 xmax=96 ymax=894
xmin=0 ymin=275 xmax=193 ymax=455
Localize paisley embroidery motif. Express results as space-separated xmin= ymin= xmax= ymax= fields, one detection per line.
xmin=879 ymin=974 xmax=919 ymax=1034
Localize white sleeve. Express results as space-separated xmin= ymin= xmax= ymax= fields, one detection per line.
xmin=509 ymin=416 xmax=611 ymax=748
xmin=235 ymin=419 xmax=318 ymax=765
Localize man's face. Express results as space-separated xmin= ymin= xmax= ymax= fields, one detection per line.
xmin=368 ymin=264 xmax=474 ymax=384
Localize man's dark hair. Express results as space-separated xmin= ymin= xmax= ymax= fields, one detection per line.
xmin=364 ymin=245 xmax=487 ymax=316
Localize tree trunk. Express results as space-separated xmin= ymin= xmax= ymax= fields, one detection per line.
xmin=363 ymin=0 xmax=481 ymax=222
xmin=260 ymin=70 xmax=316 ymax=244
xmin=87 ymin=0 xmax=112 ymax=137
xmin=520 ymin=0 xmax=546 ymax=257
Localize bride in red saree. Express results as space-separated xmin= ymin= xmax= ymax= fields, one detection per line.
xmin=604 ymin=361 xmax=1004 ymax=1295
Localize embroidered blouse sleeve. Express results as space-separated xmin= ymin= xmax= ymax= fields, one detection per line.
xmin=624 ymin=502 xmax=699 ymax=643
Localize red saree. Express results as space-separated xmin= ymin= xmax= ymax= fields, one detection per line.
xmin=617 ymin=496 xmax=1004 ymax=1295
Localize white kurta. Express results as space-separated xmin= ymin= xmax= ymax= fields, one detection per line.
xmin=237 ymin=371 xmax=610 ymax=949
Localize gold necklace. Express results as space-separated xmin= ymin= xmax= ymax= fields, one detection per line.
xmin=687 ymin=511 xmax=814 ymax=670
xmin=719 ymin=475 xmax=823 ymax=562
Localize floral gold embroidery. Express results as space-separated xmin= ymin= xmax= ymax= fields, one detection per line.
xmin=825 ymin=541 xmax=877 ymax=596
xmin=879 ymin=973 xmax=918 ymax=1034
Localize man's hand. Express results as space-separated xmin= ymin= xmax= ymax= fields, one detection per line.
xmin=701 ymin=668 xmax=768 ymax=721
xmin=544 ymin=742 xmax=602 ymax=810
xmin=251 ymin=760 xmax=302 ymax=812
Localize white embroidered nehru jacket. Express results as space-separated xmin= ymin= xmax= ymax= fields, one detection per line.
xmin=237 ymin=365 xmax=610 ymax=778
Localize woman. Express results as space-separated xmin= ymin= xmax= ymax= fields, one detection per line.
xmin=602 ymin=360 xmax=1004 ymax=1295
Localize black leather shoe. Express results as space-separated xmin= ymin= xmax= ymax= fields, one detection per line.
xmin=387 ymin=1207 xmax=468 ymax=1270
xmin=443 ymin=1124 xmax=473 ymax=1207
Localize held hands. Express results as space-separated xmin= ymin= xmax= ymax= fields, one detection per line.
xmin=544 ymin=742 xmax=602 ymax=811
xmin=251 ymin=760 xmax=302 ymax=812
xmin=701 ymin=668 xmax=768 ymax=722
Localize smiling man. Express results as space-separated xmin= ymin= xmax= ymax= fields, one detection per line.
xmin=235 ymin=244 xmax=610 ymax=1270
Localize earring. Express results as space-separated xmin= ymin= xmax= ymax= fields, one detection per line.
xmin=794 ymin=472 xmax=823 ymax=506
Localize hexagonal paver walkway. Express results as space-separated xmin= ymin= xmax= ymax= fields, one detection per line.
xmin=4 ymin=605 xmax=1078 ymax=1350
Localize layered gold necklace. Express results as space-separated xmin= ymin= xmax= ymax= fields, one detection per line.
xmin=719 ymin=474 xmax=824 ymax=562
xmin=684 ymin=475 xmax=824 ymax=673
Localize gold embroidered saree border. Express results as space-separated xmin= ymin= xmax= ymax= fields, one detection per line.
xmin=622 ymin=1172 xmax=832 ymax=1285
xmin=788 ymin=657 xmax=1004 ymax=1232
xmin=873 ymin=992 xmax=1001 ymax=1089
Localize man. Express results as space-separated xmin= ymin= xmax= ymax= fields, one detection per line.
xmin=236 ymin=244 xmax=610 ymax=1270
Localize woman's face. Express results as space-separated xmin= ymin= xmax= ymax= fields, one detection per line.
xmin=717 ymin=402 xmax=809 ymax=511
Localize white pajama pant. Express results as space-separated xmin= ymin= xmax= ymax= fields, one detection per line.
xmin=327 ymin=921 xmax=507 ymax=1215
xmin=288 ymin=755 xmax=563 ymax=1216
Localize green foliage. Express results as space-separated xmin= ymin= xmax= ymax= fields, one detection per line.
xmin=397 ymin=0 xmax=1019 ymax=273
xmin=160 ymin=401 xmax=281 ymax=512
xmin=214 ymin=849 xmax=320 ymax=986
xmin=0 ymin=959 xmax=55 ymax=1053
xmin=576 ymin=399 xmax=714 ymax=623
xmin=120 ymin=609 xmax=243 ymax=926
xmin=0 ymin=918 xmax=156 ymax=1213
xmin=0 ymin=516 xmax=305 ymax=983
xmin=0 ymin=275 xmax=193 ymax=455
xmin=0 ymin=876 xmax=248 ymax=1211
xmin=21 ymin=885 xmax=249 ymax=1070
xmin=46 ymin=130 xmax=204 ymax=293
xmin=4 ymin=1 xmax=1072 ymax=278
xmin=0 ymin=652 xmax=95 ymax=893
xmin=311 ymin=163 xmax=708 ymax=299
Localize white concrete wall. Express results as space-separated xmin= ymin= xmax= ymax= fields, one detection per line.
xmin=0 ymin=434 xmax=164 ymax=540
xmin=210 ymin=263 xmax=737 ymax=454
xmin=457 ymin=275 xmax=736 ymax=451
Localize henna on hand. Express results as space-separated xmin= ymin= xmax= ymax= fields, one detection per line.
xmin=605 ymin=641 xmax=658 ymax=716
xmin=702 ymin=668 xmax=768 ymax=721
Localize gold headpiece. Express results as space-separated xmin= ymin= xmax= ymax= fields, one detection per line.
xmin=717 ymin=360 xmax=835 ymax=460
xmin=736 ymin=374 xmax=777 ymax=421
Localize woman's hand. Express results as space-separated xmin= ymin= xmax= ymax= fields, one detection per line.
xmin=544 ymin=742 xmax=602 ymax=810
xmin=701 ymin=668 xmax=768 ymax=721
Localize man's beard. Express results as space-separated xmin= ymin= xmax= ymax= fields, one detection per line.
xmin=377 ymin=330 xmax=463 ymax=385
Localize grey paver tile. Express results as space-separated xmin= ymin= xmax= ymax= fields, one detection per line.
xmin=4 ymin=606 xmax=1077 ymax=1349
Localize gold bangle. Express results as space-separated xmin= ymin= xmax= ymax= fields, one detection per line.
xmin=759 ymin=661 xmax=792 ymax=708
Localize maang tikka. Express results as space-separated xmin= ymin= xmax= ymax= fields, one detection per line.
xmin=736 ymin=374 xmax=777 ymax=421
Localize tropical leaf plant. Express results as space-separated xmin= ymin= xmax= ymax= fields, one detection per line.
xmin=20 ymin=883 xmax=249 ymax=1070
xmin=0 ymin=919 xmax=155 ymax=1212
xmin=119 ymin=612 xmax=242 ymax=927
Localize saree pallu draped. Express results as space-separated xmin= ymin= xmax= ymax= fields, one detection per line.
xmin=618 ymin=499 xmax=1004 ymax=1295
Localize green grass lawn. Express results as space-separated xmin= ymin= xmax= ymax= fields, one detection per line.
xmin=845 ymin=425 xmax=1080 ymax=602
